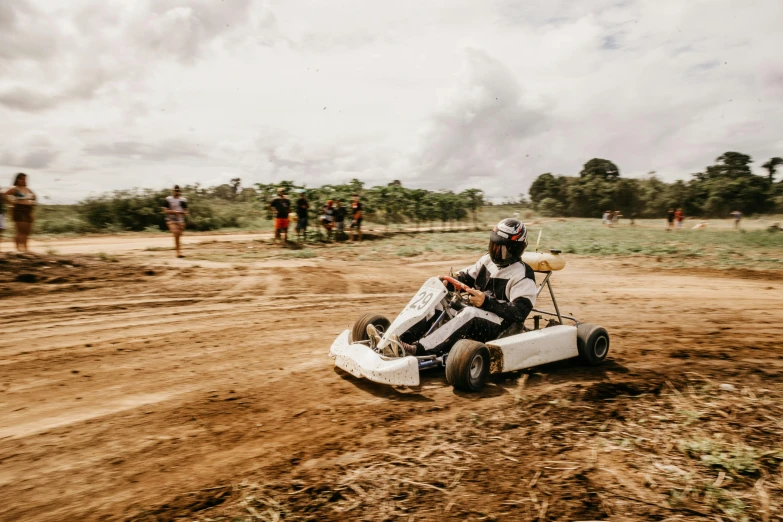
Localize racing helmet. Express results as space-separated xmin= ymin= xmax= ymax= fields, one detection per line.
xmin=489 ymin=218 xmax=527 ymax=267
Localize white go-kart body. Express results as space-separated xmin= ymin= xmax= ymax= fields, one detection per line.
xmin=329 ymin=251 xmax=610 ymax=391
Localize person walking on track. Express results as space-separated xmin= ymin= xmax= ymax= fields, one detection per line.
xmin=162 ymin=185 xmax=188 ymax=258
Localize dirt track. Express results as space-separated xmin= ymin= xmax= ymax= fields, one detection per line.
xmin=0 ymin=238 xmax=781 ymax=521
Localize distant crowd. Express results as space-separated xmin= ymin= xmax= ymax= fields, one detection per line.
xmin=601 ymin=207 xmax=745 ymax=231
xmin=157 ymin=185 xmax=366 ymax=257
xmin=269 ymin=187 xmax=365 ymax=243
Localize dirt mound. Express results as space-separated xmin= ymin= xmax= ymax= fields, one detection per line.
xmin=0 ymin=252 xmax=162 ymax=298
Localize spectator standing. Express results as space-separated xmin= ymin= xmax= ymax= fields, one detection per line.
xmin=666 ymin=208 xmax=675 ymax=231
xmin=334 ymin=199 xmax=347 ymax=239
xmin=674 ymin=208 xmax=684 ymax=231
xmin=730 ymin=210 xmax=743 ymax=229
xmin=3 ymin=173 xmax=36 ymax=252
xmin=350 ymin=193 xmax=364 ymax=242
xmin=320 ymin=200 xmax=335 ymax=239
xmin=602 ymin=210 xmax=609 ymax=226
xmin=270 ymin=187 xmax=291 ymax=243
xmin=162 ymin=185 xmax=188 ymax=258
xmin=295 ymin=190 xmax=309 ymax=240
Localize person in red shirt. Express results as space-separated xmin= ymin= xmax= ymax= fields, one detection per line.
xmin=674 ymin=208 xmax=684 ymax=231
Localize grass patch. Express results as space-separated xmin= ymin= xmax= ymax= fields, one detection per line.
xmin=680 ymin=439 xmax=762 ymax=475
xmin=287 ymin=249 xmax=316 ymax=259
xmin=396 ymin=246 xmax=423 ymax=257
xmin=149 ymin=218 xmax=783 ymax=272
xmin=97 ymin=252 xmax=118 ymax=263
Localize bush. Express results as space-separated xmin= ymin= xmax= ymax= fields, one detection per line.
xmin=34 ymin=205 xmax=89 ymax=234
xmin=79 ymin=189 xmax=168 ymax=231
xmin=76 ymin=189 xmax=255 ymax=232
xmin=537 ymin=198 xmax=565 ymax=217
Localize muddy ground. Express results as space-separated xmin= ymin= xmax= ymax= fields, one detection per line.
xmin=0 ymin=239 xmax=781 ymax=521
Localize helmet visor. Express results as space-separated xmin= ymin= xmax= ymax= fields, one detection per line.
xmin=489 ymin=240 xmax=513 ymax=266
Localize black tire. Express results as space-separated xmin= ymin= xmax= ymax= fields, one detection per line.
xmin=577 ymin=323 xmax=610 ymax=366
xmin=446 ymin=340 xmax=490 ymax=392
xmin=349 ymin=313 xmax=391 ymax=344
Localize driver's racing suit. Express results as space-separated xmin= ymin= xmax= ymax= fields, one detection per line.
xmin=417 ymin=254 xmax=537 ymax=353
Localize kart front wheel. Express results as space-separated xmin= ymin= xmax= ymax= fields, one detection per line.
xmin=577 ymin=323 xmax=610 ymax=366
xmin=349 ymin=313 xmax=391 ymax=344
xmin=446 ymin=340 xmax=490 ymax=392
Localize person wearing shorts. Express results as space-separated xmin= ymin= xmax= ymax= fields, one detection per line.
xmin=350 ymin=193 xmax=363 ymax=242
xmin=295 ymin=190 xmax=309 ymax=240
xmin=163 ymin=185 xmax=188 ymax=258
xmin=4 ymin=173 xmax=36 ymax=252
xmin=270 ymin=187 xmax=291 ymax=243
xmin=334 ymin=200 xmax=347 ymax=237
xmin=730 ymin=210 xmax=743 ymax=229
xmin=666 ymin=208 xmax=675 ymax=231
xmin=674 ymin=208 xmax=684 ymax=231
xmin=320 ymin=200 xmax=335 ymax=239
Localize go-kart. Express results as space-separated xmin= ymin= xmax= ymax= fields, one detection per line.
xmin=329 ymin=250 xmax=609 ymax=392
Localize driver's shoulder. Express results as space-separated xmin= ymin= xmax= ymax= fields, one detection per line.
xmin=502 ymin=260 xmax=535 ymax=281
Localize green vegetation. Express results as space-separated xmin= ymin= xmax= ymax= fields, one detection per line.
xmin=24 ymin=179 xmax=484 ymax=235
xmin=180 ymin=219 xmax=783 ymax=272
xmin=530 ymin=152 xmax=783 ymax=217
xmin=15 ymin=150 xmax=783 ymax=236
xmin=680 ymin=438 xmax=762 ymax=475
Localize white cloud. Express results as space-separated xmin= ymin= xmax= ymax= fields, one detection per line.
xmin=0 ymin=131 xmax=60 ymax=169
xmin=0 ymin=0 xmax=781 ymax=203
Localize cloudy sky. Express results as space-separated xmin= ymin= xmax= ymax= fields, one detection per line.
xmin=1 ymin=0 xmax=781 ymax=203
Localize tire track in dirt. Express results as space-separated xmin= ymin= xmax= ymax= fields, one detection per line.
xmin=3 ymin=251 xmax=781 ymax=521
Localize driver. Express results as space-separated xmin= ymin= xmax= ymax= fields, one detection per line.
xmin=382 ymin=218 xmax=537 ymax=356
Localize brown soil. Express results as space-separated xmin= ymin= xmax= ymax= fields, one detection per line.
xmin=0 ymin=239 xmax=781 ymax=521
xmin=0 ymin=252 xmax=170 ymax=298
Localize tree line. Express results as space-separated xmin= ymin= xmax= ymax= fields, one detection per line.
xmin=529 ymin=153 xmax=783 ymax=218
xmin=75 ymin=179 xmax=487 ymax=232
xmin=255 ymin=180 xmax=486 ymax=229
xmin=61 ymin=150 xmax=783 ymax=233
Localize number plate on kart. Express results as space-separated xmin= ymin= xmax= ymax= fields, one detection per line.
xmin=380 ymin=277 xmax=448 ymax=347
xmin=407 ymin=289 xmax=437 ymax=311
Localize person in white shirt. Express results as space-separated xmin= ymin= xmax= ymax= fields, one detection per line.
xmin=162 ymin=185 xmax=188 ymax=258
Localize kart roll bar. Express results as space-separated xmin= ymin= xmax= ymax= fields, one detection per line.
xmin=532 ymin=271 xmax=578 ymax=325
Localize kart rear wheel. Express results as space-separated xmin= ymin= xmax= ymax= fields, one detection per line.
xmin=577 ymin=323 xmax=610 ymax=366
xmin=349 ymin=313 xmax=391 ymax=344
xmin=446 ymin=340 xmax=490 ymax=392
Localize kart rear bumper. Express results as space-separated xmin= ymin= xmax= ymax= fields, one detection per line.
xmin=329 ymin=330 xmax=420 ymax=386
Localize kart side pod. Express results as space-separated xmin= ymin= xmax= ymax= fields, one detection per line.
xmin=487 ymin=325 xmax=578 ymax=373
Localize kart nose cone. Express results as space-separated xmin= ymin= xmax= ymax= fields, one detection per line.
xmin=329 ymin=330 xmax=420 ymax=386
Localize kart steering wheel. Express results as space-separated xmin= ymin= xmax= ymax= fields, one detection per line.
xmin=441 ymin=276 xmax=473 ymax=307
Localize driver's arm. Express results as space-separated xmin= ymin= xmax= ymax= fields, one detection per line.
xmin=481 ymin=295 xmax=533 ymax=324
xmin=480 ymin=277 xmax=537 ymax=323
